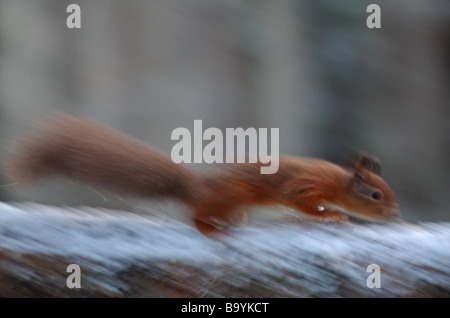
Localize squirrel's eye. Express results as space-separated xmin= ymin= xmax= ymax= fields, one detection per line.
xmin=371 ymin=191 xmax=382 ymax=200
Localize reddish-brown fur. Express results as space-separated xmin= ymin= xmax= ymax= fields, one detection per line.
xmin=4 ymin=115 xmax=400 ymax=237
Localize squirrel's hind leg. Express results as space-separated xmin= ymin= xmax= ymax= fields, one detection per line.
xmin=193 ymin=218 xmax=228 ymax=239
xmin=193 ymin=210 xmax=248 ymax=239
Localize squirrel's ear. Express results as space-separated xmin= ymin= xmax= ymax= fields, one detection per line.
xmin=348 ymin=151 xmax=382 ymax=176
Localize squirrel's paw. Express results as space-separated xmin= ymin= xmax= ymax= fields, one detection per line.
xmin=321 ymin=211 xmax=350 ymax=225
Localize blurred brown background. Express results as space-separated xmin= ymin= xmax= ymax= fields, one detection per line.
xmin=0 ymin=0 xmax=449 ymax=221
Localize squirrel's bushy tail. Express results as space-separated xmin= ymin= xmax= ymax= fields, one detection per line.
xmin=4 ymin=115 xmax=195 ymax=201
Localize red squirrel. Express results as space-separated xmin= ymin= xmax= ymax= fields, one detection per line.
xmin=4 ymin=115 xmax=400 ymax=236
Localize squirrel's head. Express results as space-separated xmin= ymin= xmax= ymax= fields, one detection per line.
xmin=342 ymin=153 xmax=400 ymax=222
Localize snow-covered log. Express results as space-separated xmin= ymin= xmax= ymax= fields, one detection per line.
xmin=0 ymin=202 xmax=449 ymax=297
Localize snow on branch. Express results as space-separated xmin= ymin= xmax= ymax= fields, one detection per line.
xmin=0 ymin=202 xmax=449 ymax=297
